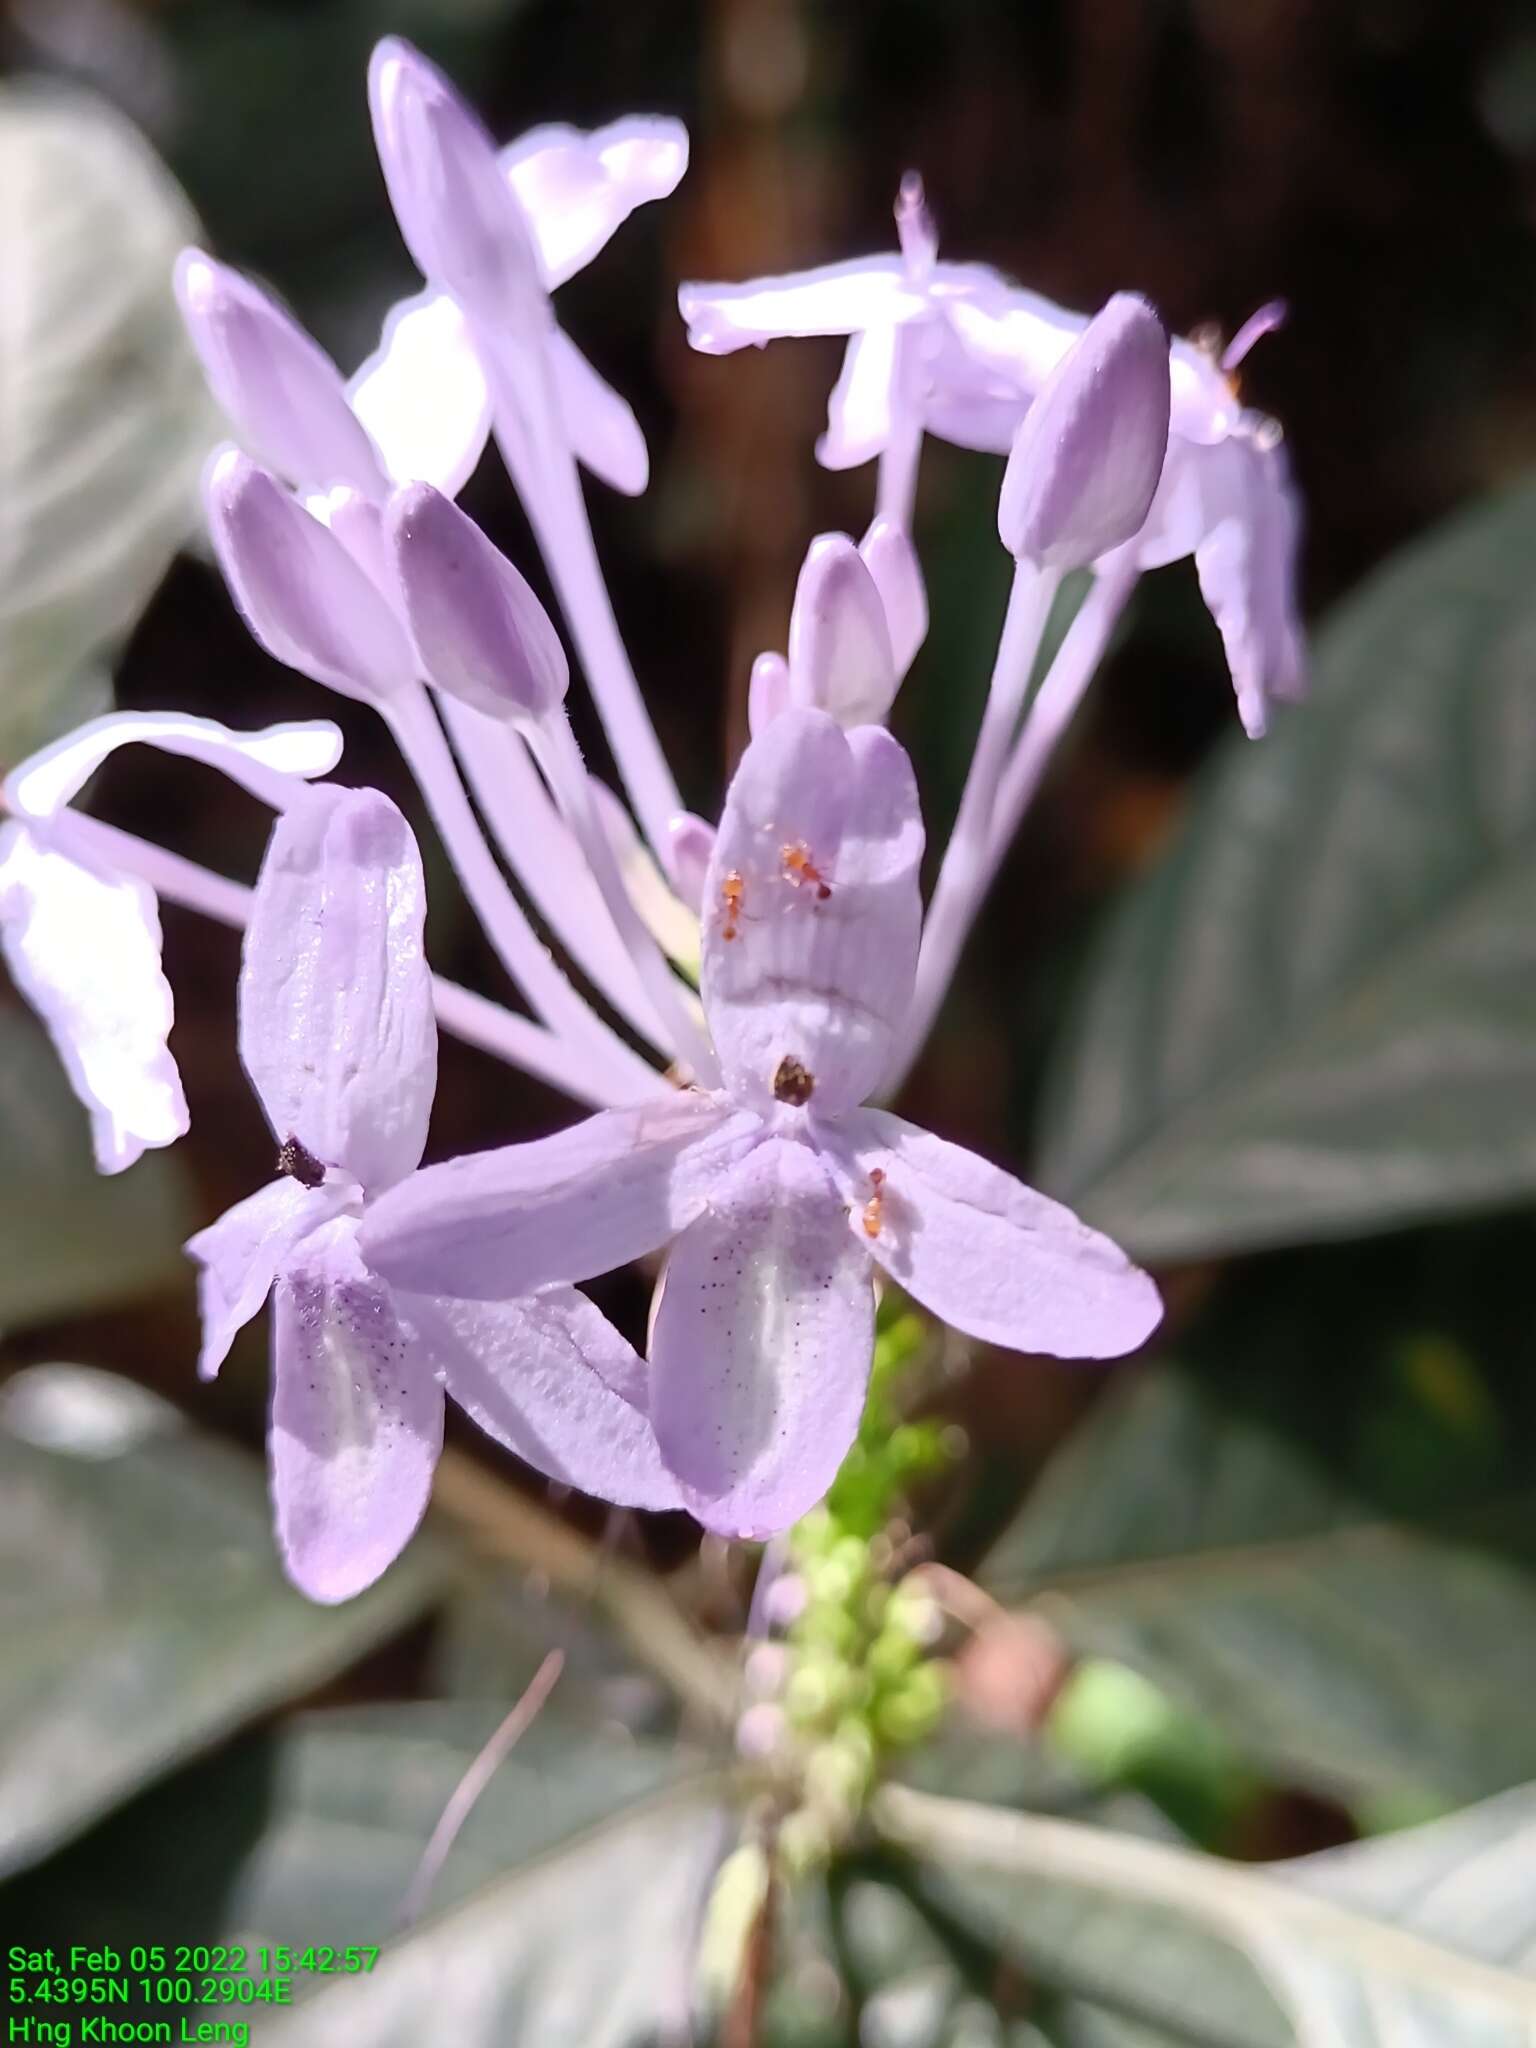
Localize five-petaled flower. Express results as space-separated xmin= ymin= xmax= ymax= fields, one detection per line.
xmin=187 ymin=782 xmax=678 ymax=1601
xmin=362 ymin=709 xmax=1161 ymax=1540
xmin=681 ymin=180 xmax=1303 ymax=737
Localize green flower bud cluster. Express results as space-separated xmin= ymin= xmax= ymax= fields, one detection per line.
xmin=764 ymin=1306 xmax=959 ymax=1874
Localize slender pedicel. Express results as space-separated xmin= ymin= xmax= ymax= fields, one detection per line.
xmin=435 ymin=696 xmax=672 ymax=1054
xmin=45 ymin=808 xmax=633 ymax=1111
xmin=382 ymin=686 xmax=665 ymax=1102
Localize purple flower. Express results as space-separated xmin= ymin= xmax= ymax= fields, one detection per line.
xmin=680 ymin=173 xmax=1038 ymax=480
xmin=176 ymin=78 xmax=686 ymax=505
xmin=187 ymin=781 xmax=679 ymax=1602
xmin=681 ymin=188 xmax=1302 ymax=736
xmin=0 ymin=711 xmax=341 ymax=1172
xmin=361 ymin=709 xmax=1160 ymax=1540
xmin=356 ymin=39 xmax=688 ymax=498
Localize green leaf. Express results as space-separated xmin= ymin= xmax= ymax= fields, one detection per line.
xmin=0 ymin=82 xmax=220 ymax=758
xmin=981 ymin=1231 xmax=1536 ymax=1810
xmin=1038 ymin=478 xmax=1536 ymax=1259
xmin=0 ymin=1006 xmax=191 ymax=1329
xmin=876 ymin=1779 xmax=1536 ymax=2048
xmin=0 ymin=1365 xmax=444 ymax=1877
xmin=246 ymin=1732 xmax=726 ymax=2048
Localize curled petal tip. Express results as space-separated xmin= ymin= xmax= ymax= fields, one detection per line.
xmin=1223 ymin=298 xmax=1288 ymax=373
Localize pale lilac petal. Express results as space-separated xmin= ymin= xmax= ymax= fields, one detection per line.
xmin=1136 ymin=427 xmax=1305 ymax=735
xmin=360 ymin=1095 xmax=760 ymax=1300
xmin=817 ymin=324 xmax=898 ymax=469
xmin=817 ymin=1109 xmax=1162 ymax=1359
xmin=4 ymin=711 xmax=342 ymax=821
xmin=945 ymin=290 xmax=1087 ymax=396
xmin=0 ymin=825 xmax=188 ymax=1175
xmin=241 ymin=786 xmax=436 ymax=1193
xmin=678 ymin=258 xmax=916 ymax=354
xmin=747 ymin=651 xmax=791 ymax=737
xmin=1193 ymin=432 xmax=1305 ymax=737
xmin=368 ymin=38 xmax=541 ymax=324
xmin=548 ymin=327 xmax=649 ymax=495
xmin=700 ymin=710 xmax=923 ymax=1117
xmin=347 ymin=288 xmax=491 ymax=495
xmin=184 ymin=1174 xmax=342 ymax=1381
xmin=666 ymin=812 xmax=716 ymax=914
xmin=859 ymin=518 xmax=928 ymax=680
xmin=999 ymin=293 xmax=1170 ymax=570
xmin=915 ymin=314 xmax=1035 ymax=454
xmin=386 ymin=483 xmax=569 ymax=718
xmin=503 ymin=116 xmax=688 ymax=291
xmin=270 ymin=1218 xmax=443 ymax=1603
xmin=787 ymin=534 xmax=898 ymax=729
xmin=175 ymin=249 xmax=389 ymax=497
xmin=206 ymin=449 xmax=418 ymax=703
xmin=650 ymin=1137 xmax=873 ymax=1538
xmin=401 ymin=1284 xmax=681 ymax=1510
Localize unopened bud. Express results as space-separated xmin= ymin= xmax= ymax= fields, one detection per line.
xmin=386 ymin=483 xmax=568 ymax=719
xmin=206 ymin=450 xmax=417 ymax=702
xmin=369 ymin=38 xmax=541 ymax=320
xmin=999 ymin=292 xmax=1170 ymax=570
xmin=788 ymin=533 xmax=897 ymax=728
xmin=175 ymin=251 xmax=387 ymax=498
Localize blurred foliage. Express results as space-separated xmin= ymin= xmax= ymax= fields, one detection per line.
xmin=1040 ymin=479 xmax=1536 ymax=1261
xmin=0 ymin=1363 xmax=443 ymax=1878
xmin=0 ymin=78 xmax=218 ymax=762
xmin=0 ymin=1009 xmax=191 ymax=1332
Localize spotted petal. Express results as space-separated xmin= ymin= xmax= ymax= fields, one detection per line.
xmin=241 ymin=786 xmax=436 ymax=1194
xmin=402 ymin=1283 xmax=681 ymax=1510
xmin=700 ymin=709 xmax=923 ymax=1117
xmin=184 ymin=1174 xmax=343 ymax=1381
xmin=650 ymin=1136 xmax=874 ymax=1538
xmin=360 ymin=1095 xmax=762 ymax=1300
xmin=817 ymin=1109 xmax=1162 ymax=1359
xmin=270 ymin=1218 xmax=443 ymax=1603
xmin=0 ymin=824 xmax=188 ymax=1175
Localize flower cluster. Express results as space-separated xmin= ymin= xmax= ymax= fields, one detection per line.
xmin=0 ymin=39 xmax=1303 ymax=1600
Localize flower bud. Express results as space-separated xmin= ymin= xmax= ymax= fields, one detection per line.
xmin=747 ymin=651 xmax=790 ymax=736
xmin=665 ymin=812 xmax=716 ymax=914
xmin=788 ymin=532 xmax=897 ymax=729
xmin=386 ymin=483 xmax=569 ymax=719
xmin=175 ymin=251 xmax=388 ymax=498
xmin=368 ymin=37 xmax=541 ymax=322
xmin=206 ymin=450 xmax=418 ymax=702
xmin=858 ymin=517 xmax=928 ymax=679
xmin=999 ymin=292 xmax=1170 ymax=570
